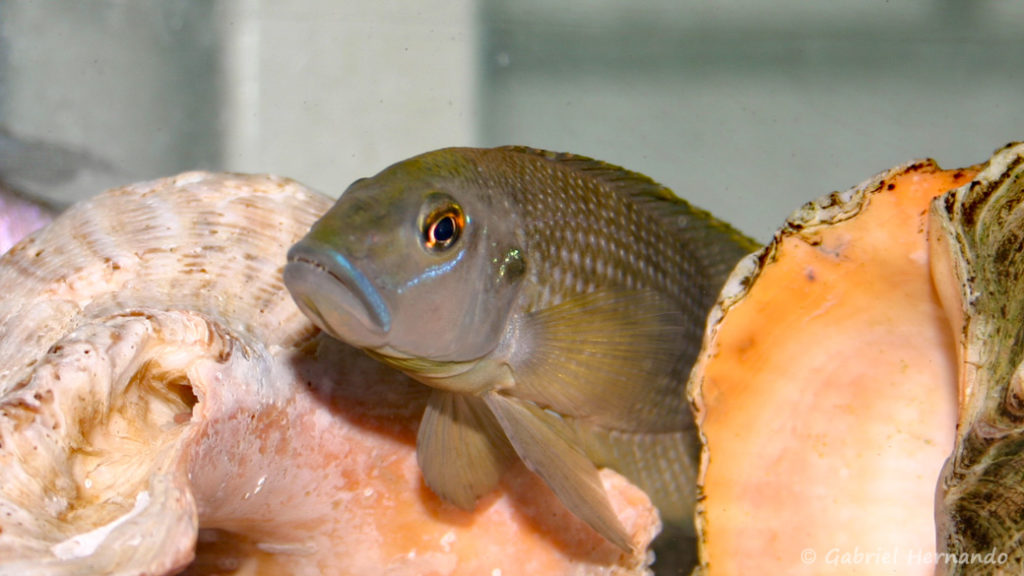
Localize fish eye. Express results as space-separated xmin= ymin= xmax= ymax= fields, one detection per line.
xmin=422 ymin=203 xmax=464 ymax=252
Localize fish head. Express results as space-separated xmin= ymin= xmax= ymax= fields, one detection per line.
xmin=284 ymin=149 xmax=527 ymax=363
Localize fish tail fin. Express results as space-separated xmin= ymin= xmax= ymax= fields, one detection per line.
xmin=573 ymin=421 xmax=699 ymax=535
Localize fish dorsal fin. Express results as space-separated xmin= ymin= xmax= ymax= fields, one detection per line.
xmin=496 ymin=145 xmax=679 ymax=202
xmin=510 ymin=289 xmax=687 ymax=432
xmin=416 ymin=390 xmax=516 ymax=510
xmin=496 ymin=145 xmax=759 ymax=288
xmin=482 ymin=392 xmax=632 ymax=552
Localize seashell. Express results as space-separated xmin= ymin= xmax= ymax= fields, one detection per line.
xmin=0 ymin=172 xmax=659 ymax=575
xmin=689 ymin=142 xmax=1024 ymax=575
xmin=931 ymin=145 xmax=1024 ymax=574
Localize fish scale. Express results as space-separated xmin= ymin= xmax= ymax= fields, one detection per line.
xmin=519 ymin=198 xmax=664 ymax=309
xmin=499 ymin=152 xmax=720 ymax=379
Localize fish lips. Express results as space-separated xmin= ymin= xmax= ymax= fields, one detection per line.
xmin=284 ymin=241 xmax=391 ymax=348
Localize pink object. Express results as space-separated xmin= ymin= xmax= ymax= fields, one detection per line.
xmin=0 ymin=185 xmax=55 ymax=253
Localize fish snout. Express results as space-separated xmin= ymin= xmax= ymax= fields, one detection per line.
xmin=284 ymin=241 xmax=391 ymax=348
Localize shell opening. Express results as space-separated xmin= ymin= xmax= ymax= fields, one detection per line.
xmin=0 ymin=312 xmax=225 ymax=573
xmin=69 ymin=358 xmax=198 ymax=515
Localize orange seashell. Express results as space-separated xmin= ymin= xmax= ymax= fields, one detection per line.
xmin=690 ymin=143 xmax=1024 ymax=575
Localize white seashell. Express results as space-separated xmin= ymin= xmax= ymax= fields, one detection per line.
xmin=0 ymin=172 xmax=658 ymax=575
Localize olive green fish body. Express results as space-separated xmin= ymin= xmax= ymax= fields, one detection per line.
xmin=474 ymin=148 xmax=750 ymax=430
xmin=284 ymin=146 xmax=756 ymax=550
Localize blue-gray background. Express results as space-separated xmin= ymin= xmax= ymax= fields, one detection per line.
xmin=2 ymin=0 xmax=1021 ymax=241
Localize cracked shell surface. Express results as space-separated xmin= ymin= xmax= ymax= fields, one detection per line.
xmin=0 ymin=172 xmax=659 ymax=576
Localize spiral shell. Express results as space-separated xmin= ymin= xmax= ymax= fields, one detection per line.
xmin=0 ymin=172 xmax=658 ymax=575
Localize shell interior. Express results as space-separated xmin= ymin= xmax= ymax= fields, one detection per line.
xmin=688 ymin=157 xmax=983 ymax=575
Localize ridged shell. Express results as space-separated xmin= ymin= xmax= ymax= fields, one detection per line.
xmin=0 ymin=172 xmax=658 ymax=575
xmin=931 ymin=143 xmax=1024 ymax=573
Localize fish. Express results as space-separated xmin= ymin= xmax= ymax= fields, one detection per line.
xmin=283 ymin=146 xmax=757 ymax=551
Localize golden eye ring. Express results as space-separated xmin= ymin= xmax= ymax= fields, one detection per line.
xmin=422 ymin=205 xmax=464 ymax=252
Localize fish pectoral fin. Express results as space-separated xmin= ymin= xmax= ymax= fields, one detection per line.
xmin=417 ymin=390 xmax=515 ymax=510
xmin=483 ymin=392 xmax=633 ymax=552
xmin=512 ymin=289 xmax=687 ymax=431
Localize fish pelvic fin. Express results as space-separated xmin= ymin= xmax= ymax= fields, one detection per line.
xmin=416 ymin=390 xmax=516 ymax=510
xmin=483 ymin=392 xmax=634 ymax=552
xmin=512 ymin=289 xmax=688 ymax=431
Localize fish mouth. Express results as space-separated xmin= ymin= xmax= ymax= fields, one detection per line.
xmin=284 ymin=240 xmax=391 ymax=348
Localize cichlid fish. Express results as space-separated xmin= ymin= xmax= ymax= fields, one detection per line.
xmin=283 ymin=146 xmax=756 ymax=551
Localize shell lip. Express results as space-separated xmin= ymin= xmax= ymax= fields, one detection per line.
xmin=285 ymin=240 xmax=391 ymax=346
